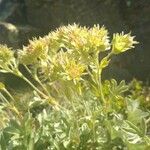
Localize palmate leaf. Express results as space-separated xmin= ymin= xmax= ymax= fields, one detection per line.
xmin=103 ymin=79 xmax=129 ymax=100
xmin=126 ymin=99 xmax=149 ymax=125
xmin=109 ymin=79 xmax=129 ymax=95
xmin=111 ymin=112 xmax=150 ymax=148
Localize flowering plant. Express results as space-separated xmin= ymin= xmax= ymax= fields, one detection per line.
xmin=0 ymin=24 xmax=149 ymax=149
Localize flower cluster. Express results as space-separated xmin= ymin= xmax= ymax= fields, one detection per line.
xmin=47 ymin=52 xmax=85 ymax=81
xmin=88 ymin=25 xmax=110 ymax=52
xmin=17 ymin=24 xmax=138 ymax=81
xmin=18 ymin=24 xmax=138 ymax=66
xmin=0 ymin=44 xmax=14 ymax=65
xmin=46 ymin=24 xmax=110 ymax=55
xmin=64 ymin=59 xmax=85 ymax=81
xmin=19 ymin=38 xmax=48 ymax=65
xmin=112 ymin=32 xmax=138 ymax=54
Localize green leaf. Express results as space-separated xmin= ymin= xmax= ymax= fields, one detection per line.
xmin=100 ymin=57 xmax=110 ymax=69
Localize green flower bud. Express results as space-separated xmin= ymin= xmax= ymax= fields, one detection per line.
xmin=112 ymin=32 xmax=138 ymax=54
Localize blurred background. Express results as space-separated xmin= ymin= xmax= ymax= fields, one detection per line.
xmin=0 ymin=0 xmax=149 ymax=83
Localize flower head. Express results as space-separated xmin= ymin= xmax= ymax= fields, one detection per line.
xmin=65 ymin=60 xmax=85 ymax=80
xmin=47 ymin=24 xmax=88 ymax=53
xmin=46 ymin=24 xmax=110 ymax=56
xmin=19 ymin=38 xmax=48 ymax=65
xmin=88 ymin=25 xmax=110 ymax=52
xmin=0 ymin=44 xmax=14 ymax=65
xmin=112 ymin=32 xmax=138 ymax=54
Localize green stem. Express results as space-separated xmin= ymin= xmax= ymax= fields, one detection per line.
xmin=24 ymin=65 xmax=50 ymax=96
xmin=96 ymin=52 xmax=113 ymax=104
xmin=99 ymin=71 xmax=105 ymax=104
xmin=1 ymin=89 xmax=21 ymax=118
xmin=34 ymin=75 xmax=50 ymax=96
xmin=1 ymin=62 xmax=60 ymax=108
xmin=0 ymin=92 xmax=9 ymax=104
xmin=96 ymin=55 xmax=105 ymax=104
xmin=11 ymin=68 xmax=48 ymax=99
xmin=2 ymin=66 xmax=48 ymax=99
xmin=20 ymin=74 xmax=48 ymax=99
xmin=21 ymin=73 xmax=61 ymax=109
xmin=3 ymin=89 xmax=15 ymax=101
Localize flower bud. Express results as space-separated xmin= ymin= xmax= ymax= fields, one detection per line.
xmin=112 ymin=32 xmax=138 ymax=54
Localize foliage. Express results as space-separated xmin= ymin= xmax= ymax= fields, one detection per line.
xmin=128 ymin=79 xmax=150 ymax=110
xmin=0 ymin=24 xmax=149 ymax=150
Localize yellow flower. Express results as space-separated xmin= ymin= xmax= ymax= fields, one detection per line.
xmin=19 ymin=38 xmax=48 ymax=65
xmin=0 ymin=44 xmax=13 ymax=65
xmin=88 ymin=25 xmax=110 ymax=52
xmin=65 ymin=61 xmax=85 ymax=80
xmin=46 ymin=24 xmax=110 ymax=56
xmin=112 ymin=32 xmax=138 ymax=54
